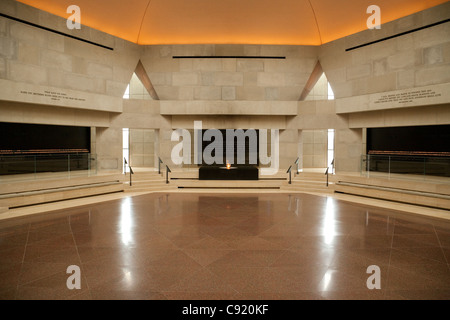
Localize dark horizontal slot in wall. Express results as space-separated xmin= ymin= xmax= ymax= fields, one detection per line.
xmin=0 ymin=13 xmax=114 ymax=51
xmin=173 ymin=56 xmax=286 ymax=59
xmin=346 ymin=19 xmax=450 ymax=51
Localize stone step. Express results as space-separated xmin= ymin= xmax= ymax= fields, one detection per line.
xmin=281 ymin=184 xmax=335 ymax=194
xmin=127 ymin=173 xmax=163 ymax=180
xmin=335 ymin=182 xmax=450 ymax=210
xmin=170 ymin=169 xmax=288 ymax=180
xmin=0 ymin=181 xmax=124 ymax=209
xmin=126 ymin=177 xmax=166 ymax=183
xmin=285 ymin=182 xmax=334 ymax=189
xmin=296 ymin=170 xmax=329 ymax=176
xmin=124 ymin=185 xmax=178 ymax=193
xmin=291 ymin=179 xmax=331 ymax=185
xmin=293 ymin=173 xmax=336 ymax=182
xmin=124 ymin=181 xmax=167 ymax=188
xmin=334 ymin=174 xmax=450 ymax=196
xmin=0 ymin=173 xmax=124 ymax=195
xmin=174 ymin=180 xmax=282 ymax=189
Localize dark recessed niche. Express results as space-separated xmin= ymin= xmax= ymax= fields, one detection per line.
xmin=366 ymin=125 xmax=450 ymax=177
xmin=367 ymin=125 xmax=450 ymax=154
xmin=0 ymin=122 xmax=91 ymax=175
xmin=0 ymin=122 xmax=90 ymax=154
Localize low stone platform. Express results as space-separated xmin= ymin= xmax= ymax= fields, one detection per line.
xmin=199 ymin=165 xmax=259 ymax=180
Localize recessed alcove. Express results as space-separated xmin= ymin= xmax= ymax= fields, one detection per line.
xmin=366 ymin=124 xmax=450 ymax=177
xmin=0 ymin=122 xmax=91 ymax=175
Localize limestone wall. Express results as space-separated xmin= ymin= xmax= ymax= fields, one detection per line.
xmin=320 ymin=2 xmax=450 ymax=100
xmin=0 ymin=0 xmax=449 ymax=175
xmin=141 ymin=45 xmax=318 ymax=101
xmin=0 ymin=0 xmax=141 ymax=107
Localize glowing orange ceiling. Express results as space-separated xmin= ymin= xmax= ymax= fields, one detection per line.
xmin=16 ymin=0 xmax=449 ymax=45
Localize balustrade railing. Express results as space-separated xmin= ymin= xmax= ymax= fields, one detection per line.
xmin=361 ymin=154 xmax=450 ymax=182
xmin=158 ymin=157 xmax=172 ymax=184
xmin=0 ymin=153 xmax=97 ymax=183
xmin=286 ymin=157 xmax=300 ymax=184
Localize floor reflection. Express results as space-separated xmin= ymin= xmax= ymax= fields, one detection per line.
xmin=323 ymin=197 xmax=336 ymax=245
xmin=0 ymin=192 xmax=449 ymax=300
xmin=119 ymin=198 xmax=134 ymax=247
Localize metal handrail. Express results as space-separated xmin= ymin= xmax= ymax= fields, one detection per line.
xmin=129 ymin=165 xmax=134 ymax=186
xmin=294 ymin=157 xmax=300 ymax=175
xmin=158 ymin=157 xmax=163 ymax=174
xmin=286 ymin=157 xmax=300 ymax=184
xmin=158 ymin=156 xmax=171 ymax=184
xmin=325 ymin=159 xmax=334 ymax=187
xmin=287 ymin=165 xmax=292 ymax=184
xmin=166 ymin=165 xmax=171 ymax=184
xmin=124 ymin=157 xmax=134 ymax=186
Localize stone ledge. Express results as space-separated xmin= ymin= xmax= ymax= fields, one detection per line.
xmin=0 ymin=181 xmax=122 ymax=199
xmin=160 ymin=100 xmax=298 ymax=115
xmin=335 ymin=182 xmax=450 ymax=210
xmin=0 ymin=181 xmax=124 ymax=209
xmin=0 ymin=79 xmax=123 ymax=113
xmin=336 ymin=83 xmax=450 ymax=114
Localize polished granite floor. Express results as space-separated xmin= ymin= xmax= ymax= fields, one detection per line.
xmin=0 ymin=192 xmax=449 ymax=300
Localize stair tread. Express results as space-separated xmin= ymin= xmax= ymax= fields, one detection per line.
xmin=0 ymin=181 xmax=122 ymax=199
xmin=336 ymin=182 xmax=450 ymax=199
xmin=292 ymin=180 xmax=334 ymax=183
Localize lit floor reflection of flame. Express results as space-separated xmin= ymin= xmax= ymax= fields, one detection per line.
xmin=120 ymin=198 xmax=134 ymax=246
xmin=323 ymin=197 xmax=336 ymax=245
xmin=321 ymin=269 xmax=334 ymax=291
